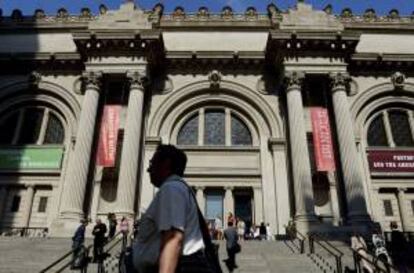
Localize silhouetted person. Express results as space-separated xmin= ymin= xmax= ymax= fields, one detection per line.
xmin=390 ymin=222 xmax=408 ymax=273
xmin=259 ymin=222 xmax=267 ymax=240
xmin=71 ymin=219 xmax=88 ymax=269
xmin=108 ymin=213 xmax=117 ymax=239
xmin=92 ymin=219 xmax=107 ymax=263
xmin=224 ymin=221 xmax=239 ymax=271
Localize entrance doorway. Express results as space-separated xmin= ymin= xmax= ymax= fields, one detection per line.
xmin=234 ymin=190 xmax=252 ymax=228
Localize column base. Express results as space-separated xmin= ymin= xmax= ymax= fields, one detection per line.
xmin=347 ymin=211 xmax=372 ymax=225
xmin=49 ymin=210 xmax=86 ymax=237
xmin=294 ymin=213 xmax=319 ymax=234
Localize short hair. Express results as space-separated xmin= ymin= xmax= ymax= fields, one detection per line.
xmin=156 ymin=144 xmax=187 ymax=176
xmin=228 ymin=221 xmax=234 ymax=227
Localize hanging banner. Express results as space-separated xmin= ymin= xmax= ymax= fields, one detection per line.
xmin=96 ymin=105 xmax=121 ymax=167
xmin=310 ymin=107 xmax=336 ymax=171
xmin=368 ymin=150 xmax=414 ymax=173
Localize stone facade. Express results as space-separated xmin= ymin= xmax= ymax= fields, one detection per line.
xmin=0 ymin=2 xmax=414 ymax=237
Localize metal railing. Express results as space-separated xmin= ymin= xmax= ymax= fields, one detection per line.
xmin=350 ymin=248 xmax=398 ymax=273
xmin=39 ymin=231 xmax=122 ymax=273
xmin=309 ymin=233 xmax=344 ymax=273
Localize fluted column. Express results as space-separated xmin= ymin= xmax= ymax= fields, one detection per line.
xmin=224 ymin=187 xmax=234 ymax=227
xmin=116 ymin=71 xmax=147 ymax=218
xmin=195 ymin=187 xmax=205 ymax=215
xmin=0 ymin=186 xmax=8 ymax=227
xmin=60 ymin=71 xmax=102 ymax=220
xmin=22 ymin=185 xmax=35 ymax=228
xmin=330 ymin=73 xmax=369 ymax=223
xmin=253 ymin=186 xmax=264 ymax=225
xmin=285 ymin=71 xmax=317 ymax=226
xmin=397 ymin=188 xmax=410 ymax=232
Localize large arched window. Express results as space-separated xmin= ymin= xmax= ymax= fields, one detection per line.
xmin=0 ymin=107 xmax=65 ymax=145
xmin=367 ymin=108 xmax=414 ymax=147
xmin=176 ymin=108 xmax=253 ymax=146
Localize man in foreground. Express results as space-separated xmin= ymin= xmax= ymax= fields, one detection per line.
xmin=133 ymin=144 xmax=213 ymax=273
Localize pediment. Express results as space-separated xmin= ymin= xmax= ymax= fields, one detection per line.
xmin=281 ymin=3 xmax=343 ymax=32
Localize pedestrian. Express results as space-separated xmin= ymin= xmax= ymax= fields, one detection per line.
xmin=227 ymin=212 xmax=235 ymax=227
xmin=215 ymin=215 xmax=223 ymax=240
xmin=224 ymin=221 xmax=240 ymax=271
xmin=132 ymin=144 xmax=221 ymax=273
xmin=371 ymin=228 xmax=390 ymax=269
xmin=120 ymin=216 xmax=129 ymax=249
xmin=266 ymin=223 xmax=273 ymax=241
xmin=259 ymin=222 xmax=267 ymax=241
xmin=236 ymin=218 xmax=245 ymax=241
xmin=108 ymin=213 xmax=117 ymax=240
xmin=389 ymin=222 xmax=408 ymax=273
xmin=71 ymin=219 xmax=88 ymax=269
xmin=351 ymin=232 xmax=373 ymax=273
xmin=92 ymin=218 xmax=107 ymax=263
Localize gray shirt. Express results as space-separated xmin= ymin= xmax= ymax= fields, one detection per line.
xmin=224 ymin=226 xmax=238 ymax=249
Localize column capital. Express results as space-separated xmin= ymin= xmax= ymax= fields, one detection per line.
xmin=82 ymin=71 xmax=102 ymax=92
xmin=127 ymin=70 xmax=149 ymax=90
xmin=195 ymin=186 xmax=205 ymax=191
xmin=284 ymin=71 xmax=305 ymax=91
xmin=398 ymin=187 xmax=407 ymax=193
xmin=329 ymin=72 xmax=351 ymax=93
xmin=224 ymin=186 xmax=234 ymax=191
xmin=25 ymin=184 xmax=35 ymax=189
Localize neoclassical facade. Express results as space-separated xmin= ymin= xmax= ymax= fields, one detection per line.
xmin=0 ymin=1 xmax=414 ymax=237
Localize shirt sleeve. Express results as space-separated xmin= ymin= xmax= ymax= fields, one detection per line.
xmin=154 ymin=183 xmax=188 ymax=233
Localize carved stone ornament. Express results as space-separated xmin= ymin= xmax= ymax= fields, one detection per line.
xmin=197 ymin=7 xmax=209 ymax=18
xmin=99 ymin=4 xmax=108 ymax=15
xmin=341 ymin=8 xmax=353 ymax=18
xmin=127 ymin=71 xmax=148 ymax=89
xmin=388 ymin=9 xmax=400 ymax=20
xmin=57 ymin=8 xmax=69 ymax=19
xmin=363 ymin=8 xmax=376 ymax=20
xmin=11 ymin=9 xmax=23 ymax=21
xmin=267 ymin=3 xmax=281 ymax=20
xmin=221 ymin=6 xmax=233 ymax=19
xmin=245 ymin=7 xmax=257 ymax=19
xmin=82 ymin=71 xmax=102 ymax=90
xmin=391 ymin=71 xmax=406 ymax=89
xmin=80 ymin=8 xmax=92 ymax=19
xmin=284 ymin=71 xmax=304 ymax=88
xmin=330 ymin=73 xmax=351 ymax=90
xmin=34 ymin=9 xmax=46 ymax=20
xmin=208 ymin=70 xmax=222 ymax=89
xmin=323 ymin=4 xmax=333 ymax=15
xmin=28 ymin=71 xmax=41 ymax=87
xmin=172 ymin=6 xmax=185 ymax=19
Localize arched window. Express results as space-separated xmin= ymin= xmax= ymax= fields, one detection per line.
xmin=0 ymin=107 xmax=65 ymax=145
xmin=176 ymin=108 xmax=253 ymax=146
xmin=367 ymin=109 xmax=414 ymax=147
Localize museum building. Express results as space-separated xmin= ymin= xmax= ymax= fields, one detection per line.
xmin=0 ymin=1 xmax=414 ymax=236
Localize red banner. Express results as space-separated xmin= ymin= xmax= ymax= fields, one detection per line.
xmin=310 ymin=107 xmax=336 ymax=171
xmin=96 ymin=105 xmax=121 ymax=167
xmin=368 ymin=150 xmax=414 ymax=173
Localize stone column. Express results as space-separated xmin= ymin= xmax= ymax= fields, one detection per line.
xmin=116 ymin=70 xmax=147 ymax=218
xmin=195 ymin=187 xmax=205 ymax=215
xmin=397 ymin=188 xmax=410 ymax=232
xmin=224 ymin=187 xmax=234 ymax=227
xmin=268 ymin=138 xmax=291 ymax=235
xmin=22 ymin=185 xmax=35 ymax=228
xmin=0 ymin=186 xmax=8 ymax=227
xmin=285 ymin=71 xmax=317 ymax=227
xmin=253 ymin=186 xmax=264 ymax=225
xmin=327 ymin=172 xmax=341 ymax=226
xmin=330 ymin=73 xmax=369 ymax=223
xmin=60 ymin=71 xmax=102 ymax=220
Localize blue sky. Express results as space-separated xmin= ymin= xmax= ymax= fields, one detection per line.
xmin=0 ymin=0 xmax=413 ymax=15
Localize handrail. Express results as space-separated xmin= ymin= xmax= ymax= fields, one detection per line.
xmin=350 ymin=248 xmax=392 ymax=273
xmin=309 ymin=233 xmax=343 ymax=273
xmin=39 ymin=231 xmax=122 ymax=273
xmin=310 ymin=233 xmax=344 ymax=256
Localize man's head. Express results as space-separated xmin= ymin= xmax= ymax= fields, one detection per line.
xmin=147 ymin=144 xmax=187 ymax=187
xmin=96 ymin=218 xmax=101 ymax=224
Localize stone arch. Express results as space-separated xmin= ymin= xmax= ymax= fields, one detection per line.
xmin=350 ymin=82 xmax=414 ymax=139
xmin=148 ymin=80 xmax=284 ymax=142
xmin=0 ymin=79 xmax=81 ymax=139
